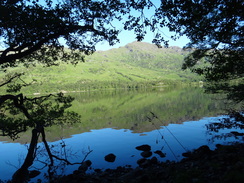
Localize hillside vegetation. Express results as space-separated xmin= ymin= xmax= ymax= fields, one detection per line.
xmin=2 ymin=42 xmax=202 ymax=93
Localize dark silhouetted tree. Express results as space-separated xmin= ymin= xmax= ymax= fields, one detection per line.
xmin=156 ymin=0 xmax=244 ymax=103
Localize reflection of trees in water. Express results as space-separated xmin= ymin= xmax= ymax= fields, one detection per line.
xmin=0 ymin=93 xmax=83 ymax=182
xmin=205 ymin=112 xmax=244 ymax=144
xmin=27 ymin=139 xmax=92 ymax=182
xmin=70 ymin=87 xmax=226 ymax=133
xmin=9 ymin=134 xmax=92 ymax=183
xmin=0 ymin=87 xmax=227 ymax=144
xmin=12 ymin=133 xmax=92 ymax=183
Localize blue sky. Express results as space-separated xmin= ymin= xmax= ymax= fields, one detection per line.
xmin=93 ymin=1 xmax=190 ymax=51
xmin=95 ymin=28 xmax=190 ymax=51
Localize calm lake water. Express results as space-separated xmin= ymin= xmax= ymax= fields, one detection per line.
xmin=0 ymin=87 xmax=243 ymax=182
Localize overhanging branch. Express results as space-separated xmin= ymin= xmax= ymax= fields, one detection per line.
xmin=0 ymin=73 xmax=23 ymax=87
xmin=0 ymin=24 xmax=108 ymax=66
xmin=0 ymin=94 xmax=30 ymax=119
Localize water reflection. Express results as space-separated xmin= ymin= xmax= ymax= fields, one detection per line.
xmin=0 ymin=87 xmax=243 ymax=182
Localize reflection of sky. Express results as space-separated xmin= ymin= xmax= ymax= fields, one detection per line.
xmin=0 ymin=142 xmax=27 ymax=180
xmin=0 ymin=116 xmax=243 ymax=182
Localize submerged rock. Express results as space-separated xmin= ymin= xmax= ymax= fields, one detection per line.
xmin=154 ymin=150 xmax=166 ymax=158
xmin=104 ymin=153 xmax=116 ymax=162
xmin=141 ymin=151 xmax=152 ymax=158
xmin=136 ymin=144 xmax=151 ymax=151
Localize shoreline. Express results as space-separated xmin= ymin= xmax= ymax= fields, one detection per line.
xmin=53 ymin=143 xmax=244 ymax=183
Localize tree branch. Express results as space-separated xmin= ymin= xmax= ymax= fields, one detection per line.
xmin=0 ymin=73 xmax=23 ymax=87
xmin=0 ymin=33 xmax=61 ymax=65
xmin=0 ymin=94 xmax=30 ymax=119
xmin=0 ymin=24 xmax=108 ymax=66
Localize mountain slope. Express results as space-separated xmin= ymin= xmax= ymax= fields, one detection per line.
xmin=90 ymin=42 xmax=189 ymax=71
xmin=2 ymin=42 xmax=202 ymax=93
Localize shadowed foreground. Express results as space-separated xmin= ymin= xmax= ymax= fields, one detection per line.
xmin=54 ymin=143 xmax=244 ymax=183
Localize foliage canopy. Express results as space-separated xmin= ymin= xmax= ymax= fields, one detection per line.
xmin=1 ymin=0 xmax=243 ymax=80
xmin=0 ymin=0 xmax=163 ymax=70
xmin=156 ymin=0 xmax=244 ymax=104
xmin=157 ymin=0 xmax=244 ymax=82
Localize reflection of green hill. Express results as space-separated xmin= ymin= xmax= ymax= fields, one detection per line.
xmin=1 ymin=87 xmax=225 ymax=143
xmin=68 ymin=86 xmax=224 ymax=132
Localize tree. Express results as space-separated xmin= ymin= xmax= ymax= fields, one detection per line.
xmin=156 ymin=0 xmax=243 ymax=79
xmin=155 ymin=0 xmax=244 ymax=103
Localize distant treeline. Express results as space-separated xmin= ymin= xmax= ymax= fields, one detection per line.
xmin=19 ymin=79 xmax=196 ymax=94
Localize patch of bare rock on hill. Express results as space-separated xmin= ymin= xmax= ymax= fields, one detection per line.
xmin=54 ymin=143 xmax=244 ymax=183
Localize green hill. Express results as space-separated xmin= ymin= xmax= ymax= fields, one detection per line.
xmin=1 ymin=41 xmax=202 ymax=93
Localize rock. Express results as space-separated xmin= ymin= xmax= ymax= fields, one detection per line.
xmin=78 ymin=160 xmax=92 ymax=172
xmin=119 ymin=167 xmax=142 ymax=181
xmin=154 ymin=150 xmax=166 ymax=158
xmin=94 ymin=169 xmax=102 ymax=173
xmin=141 ymin=151 xmax=152 ymax=158
xmin=73 ymin=170 xmax=79 ymax=175
xmin=142 ymin=160 xmax=151 ymax=168
xmin=104 ymin=153 xmax=116 ymax=162
xmin=195 ymin=145 xmax=212 ymax=156
xmin=182 ymin=145 xmax=213 ymax=159
xmin=215 ymin=144 xmax=222 ymax=148
xmin=137 ymin=158 xmax=147 ymax=166
xmin=136 ymin=144 xmax=151 ymax=151
xmin=84 ymin=160 xmax=92 ymax=166
xmin=138 ymin=174 xmax=150 ymax=182
xmin=150 ymin=156 xmax=158 ymax=164
xmin=137 ymin=158 xmax=152 ymax=168
xmin=182 ymin=151 xmax=192 ymax=157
